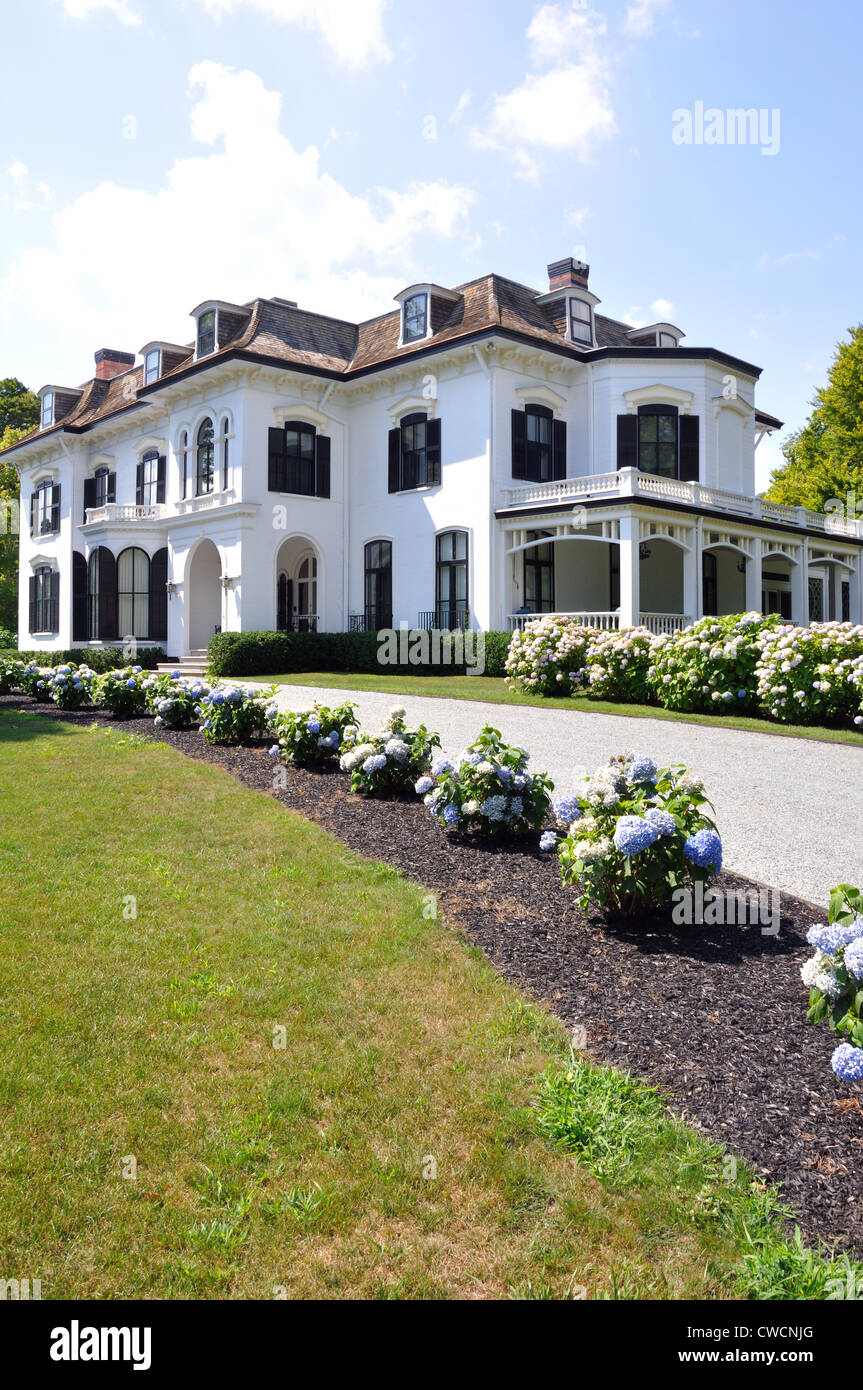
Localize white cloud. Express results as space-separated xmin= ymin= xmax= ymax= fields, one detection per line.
xmin=565 ymin=206 xmax=590 ymax=230
xmin=2 ymin=162 xmax=53 ymax=215
xmin=623 ymin=298 xmax=675 ymax=328
xmin=470 ymin=8 xmax=615 ymax=176
xmin=0 ymin=62 xmax=473 ymax=384
xmin=623 ymin=0 xmax=671 ymax=38
xmin=190 ymin=0 xmax=391 ymax=68
xmin=54 ymin=0 xmax=142 ymax=24
xmin=759 ymin=248 xmax=822 ymax=267
xmin=651 ymin=297 xmax=675 ymax=317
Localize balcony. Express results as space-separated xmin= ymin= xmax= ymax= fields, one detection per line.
xmin=83 ymin=490 xmax=240 ymax=526
xmin=417 ymin=602 xmax=469 ymax=631
xmin=498 ymin=468 xmax=863 ymax=538
xmin=507 ymin=611 xmax=692 ymax=635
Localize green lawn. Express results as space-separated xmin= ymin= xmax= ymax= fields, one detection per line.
xmin=247 ymin=672 xmax=863 ymax=747
xmin=0 ymin=710 xmax=856 ymax=1300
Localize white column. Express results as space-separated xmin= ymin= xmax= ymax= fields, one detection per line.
xmin=682 ymin=525 xmax=699 ymax=623
xmin=618 ymin=513 xmax=640 ymax=628
xmin=745 ymin=536 xmax=762 ymax=614
xmin=790 ymin=540 xmax=809 ymax=625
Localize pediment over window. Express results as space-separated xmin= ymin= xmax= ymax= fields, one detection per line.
xmin=514 ymin=384 xmax=567 ymax=416
xmin=387 ymin=393 xmax=437 ymax=423
xmin=623 ymin=384 xmax=694 ymax=415
xmin=711 ymin=393 xmax=753 ymax=420
xmin=273 ymin=404 xmax=329 ymax=431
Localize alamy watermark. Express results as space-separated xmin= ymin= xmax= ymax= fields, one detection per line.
xmin=377 ymin=624 xmax=485 ymax=675
xmin=673 ymin=102 xmax=780 ymax=157
xmin=672 ymin=882 xmax=780 ymax=936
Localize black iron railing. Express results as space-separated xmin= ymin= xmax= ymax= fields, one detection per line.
xmin=349 ymin=609 xmax=393 ymax=633
xmin=417 ymin=603 xmax=469 ymax=631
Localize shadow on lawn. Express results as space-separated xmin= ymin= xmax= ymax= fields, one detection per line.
xmin=0 ymin=707 xmax=83 ymax=744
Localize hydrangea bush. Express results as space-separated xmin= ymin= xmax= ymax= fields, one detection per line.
xmin=340 ymin=705 xmax=440 ymax=794
xmin=18 ymin=663 xmax=54 ymax=699
xmin=505 ymin=616 xmax=593 ymax=696
xmin=802 ymin=884 xmax=863 ymax=1081
xmin=198 ymin=684 xmax=275 ymax=744
xmin=0 ymin=654 xmax=23 ymax=695
xmin=647 ymin=613 xmax=778 ymax=714
xmin=45 ymin=662 xmax=94 ymax=710
xmin=91 ymin=666 xmax=150 ymax=718
xmin=271 ymin=700 xmax=358 ymax=765
xmin=144 ymin=671 xmax=211 ymax=729
xmin=421 ymin=725 xmax=553 ymax=838
xmin=755 ymin=622 xmax=863 ymax=726
xmin=549 ymin=753 xmax=722 ymax=916
xmin=584 ymin=627 xmax=655 ymax=704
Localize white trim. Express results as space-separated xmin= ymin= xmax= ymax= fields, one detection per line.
xmin=134 ymin=437 xmax=167 ymax=458
xmin=623 ymin=383 xmax=695 ymax=415
xmin=387 ymin=394 xmax=435 ymax=424
xmin=514 ymin=384 xmax=567 ymax=416
xmin=273 ymin=404 xmax=328 ymax=431
xmin=28 ymin=553 xmax=59 ymax=571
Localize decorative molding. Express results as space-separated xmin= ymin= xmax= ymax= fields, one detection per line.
xmin=387 ymin=393 xmax=436 ymax=423
xmin=514 ymin=384 xmax=567 ymax=416
xmin=623 ymin=383 xmax=695 ymax=415
xmin=273 ymin=403 xmax=330 ymax=431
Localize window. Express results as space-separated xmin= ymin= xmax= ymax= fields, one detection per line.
xmin=179 ymin=430 xmax=189 ymax=498
xmin=703 ymin=553 xmax=718 ymax=617
xmin=402 ymin=293 xmax=428 ymax=343
xmin=197 ymin=310 xmax=216 ymax=357
xmin=569 ymin=298 xmax=592 ymax=345
xmin=364 ymin=540 xmax=393 ymax=629
xmin=221 ymin=416 xmax=230 ymax=491
xmin=41 ymin=392 xmax=54 ymax=429
xmin=139 ymin=450 xmax=161 ymax=507
xmin=296 ymin=556 xmax=318 ymax=630
xmin=524 ymin=533 xmax=554 ymax=613
xmin=29 ymin=565 xmax=58 ymax=633
xmin=435 ymin=530 xmax=468 ymax=628
xmin=659 ymin=333 xmax=677 ymax=348
xmin=388 ymin=413 xmax=441 ymax=492
xmin=31 ymin=480 xmax=60 ymax=537
xmin=638 ymin=405 xmax=678 ymax=478
xmin=511 ymin=405 xmax=566 ymax=482
xmin=843 ymin=580 xmax=851 ymax=622
xmin=196 ymin=419 xmax=215 ymax=496
xmin=94 ymin=467 xmax=111 ymax=509
xmin=526 ymin=404 xmax=553 ymax=481
xmin=117 ymin=547 xmax=150 ymax=638
xmin=268 ymin=422 xmax=331 ymax=498
xmin=144 ymin=349 xmax=160 ymax=385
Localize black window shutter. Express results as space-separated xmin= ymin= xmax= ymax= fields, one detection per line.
xmin=679 ymin=415 xmax=700 ymax=481
xmin=617 ymin=415 xmax=638 ymax=470
xmin=268 ymin=427 xmax=286 ymax=492
xmin=426 ymin=418 xmax=442 ymax=485
xmin=156 ymin=455 xmax=166 ymax=504
xmin=83 ymin=477 xmax=96 ymax=522
xmin=28 ymin=574 xmax=37 ymax=633
xmin=388 ymin=427 xmax=401 ymax=493
xmin=315 ymin=434 xmax=331 ymax=498
xmin=512 ymin=409 xmax=527 ymax=480
xmin=552 ymin=419 xmax=567 ymax=480
xmin=72 ymin=552 xmax=87 ymax=641
xmin=107 ymin=471 xmax=116 ymax=503
xmin=135 ymin=462 xmax=144 ymax=506
xmin=30 ymin=491 xmax=38 ymax=536
xmin=149 ymin=547 xmax=168 ymax=641
xmin=99 ymin=547 xmax=118 ymax=640
xmin=47 ymin=569 xmax=59 ymax=633
xmin=50 ymin=484 xmax=61 ymax=533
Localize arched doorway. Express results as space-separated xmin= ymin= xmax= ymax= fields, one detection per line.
xmin=275 ymin=538 xmax=320 ymax=632
xmin=187 ymin=539 xmax=222 ymax=652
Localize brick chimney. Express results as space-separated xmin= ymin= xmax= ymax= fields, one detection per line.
xmin=94 ymin=348 xmax=135 ymax=380
xmin=547 ymin=257 xmax=590 ymax=292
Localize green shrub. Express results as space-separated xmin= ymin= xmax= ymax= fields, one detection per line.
xmin=91 ymin=666 xmax=150 ymax=718
xmin=0 ymin=654 xmax=22 ymax=694
xmin=0 ymin=628 xmax=17 ymax=650
xmin=197 ymin=684 xmax=275 ymax=744
xmin=271 ymin=700 xmax=358 ymax=765
xmin=339 ymin=705 xmax=440 ymax=794
xmin=648 ymin=613 xmax=779 ymax=714
xmin=1 ymin=646 xmax=163 ymax=674
xmin=421 ymin=725 xmax=554 ymax=838
xmin=207 ymin=629 xmax=511 ymax=679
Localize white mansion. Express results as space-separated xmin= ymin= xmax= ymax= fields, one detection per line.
xmin=7 ymin=256 xmax=863 ymax=656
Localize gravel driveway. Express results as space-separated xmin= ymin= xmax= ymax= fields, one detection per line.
xmin=259 ymin=683 xmax=863 ymax=907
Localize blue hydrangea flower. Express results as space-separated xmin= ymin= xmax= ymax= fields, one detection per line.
xmin=415 ymin=776 xmax=434 ymax=795
xmin=553 ymin=795 xmax=582 ymax=827
xmin=362 ymin=754 xmax=387 ymax=774
xmin=212 ymin=692 xmax=225 ymax=706
xmin=509 ymin=796 xmax=523 ymax=819
xmin=479 ymin=795 xmax=508 ymax=821
xmin=613 ymin=815 xmax=660 ymax=855
xmin=496 ymin=765 xmax=513 ymax=784
xmin=539 ymin=831 xmax=558 ymax=852
xmin=268 ymin=745 xmax=280 ymax=757
xmin=845 ymin=937 xmax=863 ymax=980
xmin=738 ymin=689 xmax=748 ymax=699
xmin=171 ymin=669 xmax=181 ymax=678
xmin=442 ymin=803 xmax=460 ymax=826
xmin=683 ymin=827 xmax=723 ymax=872
xmin=807 ymin=919 xmax=863 ymax=955
xmin=831 ymin=1043 xmax=863 ymax=1083
xmin=432 ymin=757 xmax=455 ymax=777
xmin=132 ymin=666 xmax=142 ymax=673
xmin=645 ymin=807 xmax=676 ymax=836
xmin=126 ymin=678 xmax=137 ymax=689
xmin=628 ymin=755 xmax=657 ymax=785
xmin=460 ymin=751 xmax=483 ymax=767
xmin=307 ymin=719 xmax=321 ymax=735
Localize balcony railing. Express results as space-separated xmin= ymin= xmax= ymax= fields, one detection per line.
xmin=84 ymin=491 xmax=239 ymax=526
xmin=418 ymin=603 xmax=469 ymax=631
xmin=277 ymin=615 xmax=319 ymax=633
xmin=498 ymin=468 xmax=863 ymax=538
xmin=349 ymin=609 xmax=393 ymax=632
xmin=507 ymin=611 xmax=620 ymax=632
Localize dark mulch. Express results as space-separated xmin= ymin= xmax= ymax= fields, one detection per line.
xmin=4 ymin=695 xmax=862 ymax=1255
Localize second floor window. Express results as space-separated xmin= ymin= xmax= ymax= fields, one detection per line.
xmin=30 ymin=480 xmax=61 ymax=537
xmin=616 ymin=407 xmax=700 ymax=481
xmin=268 ymin=422 xmax=331 ymax=498
xmin=196 ymin=419 xmax=215 ymax=495
xmin=197 ymin=310 xmax=216 ymax=357
xmin=511 ymin=405 xmax=566 ymax=482
xmin=638 ymin=405 xmax=678 ymax=478
xmin=402 ymin=293 xmax=428 ymax=343
xmin=388 ymin=413 xmax=442 ymax=492
xmin=137 ymin=450 xmax=165 ymax=507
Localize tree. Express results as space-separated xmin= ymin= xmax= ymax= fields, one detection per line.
xmin=0 ymin=389 xmax=35 ymax=634
xmin=0 ymin=378 xmax=39 ymax=435
xmin=766 ymin=326 xmax=863 ymax=515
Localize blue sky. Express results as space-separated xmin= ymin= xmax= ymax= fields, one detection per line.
xmin=1 ymin=0 xmax=860 ymax=488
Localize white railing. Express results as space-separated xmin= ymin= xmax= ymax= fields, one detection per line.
xmin=640 ymin=612 xmax=692 ymax=635
xmin=507 ymin=611 xmax=620 ymax=632
xmin=499 ymin=469 xmax=863 ymax=537
xmin=175 ymin=489 xmax=237 ymax=516
xmin=84 ymin=503 xmax=167 ymax=524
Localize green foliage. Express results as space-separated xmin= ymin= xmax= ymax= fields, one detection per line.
xmin=43 ymin=662 xmax=95 ymax=710
xmin=207 ymin=629 xmax=511 ymax=679
xmin=1 ymin=646 xmax=163 ymax=673
xmin=91 ymin=666 xmax=151 ymax=719
xmin=536 ymin=1057 xmax=668 ymax=1184
xmin=198 ymin=684 xmax=275 ymax=744
xmin=755 ymin=622 xmax=863 ymax=725
xmin=765 ymin=325 xmax=863 ymax=514
xmin=0 ymin=379 xmax=39 ymax=436
xmin=271 ymin=700 xmax=358 ymax=765
xmin=423 ymin=724 xmax=554 ymax=838
xmin=648 ymin=613 xmax=779 ymax=714
xmin=145 ymin=672 xmax=211 ymax=729
xmin=0 ymin=628 xmax=16 ymax=650
xmin=0 ymin=653 xmax=22 ymax=694
xmin=339 ymin=705 xmax=440 ymax=794
xmin=803 ymin=885 xmax=863 ymax=1049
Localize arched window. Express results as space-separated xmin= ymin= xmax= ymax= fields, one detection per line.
xmin=435 ymin=530 xmax=468 ymax=630
xmin=364 ymin=540 xmax=392 ymax=630
xmin=137 ymin=449 xmax=162 ymax=508
xmin=117 ymin=547 xmax=150 ymax=638
xmin=277 ymin=572 xmax=290 ymax=632
xmin=88 ymin=546 xmax=117 ymax=640
xmin=196 ymin=419 xmax=215 ymax=496
xmin=179 ymin=430 xmax=189 ymax=499
xmin=220 ymin=416 xmax=230 ymax=491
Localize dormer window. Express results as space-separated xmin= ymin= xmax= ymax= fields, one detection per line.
xmin=403 ymin=293 xmax=428 ymax=344
xmin=41 ymin=391 xmax=54 ymax=429
xmin=197 ymin=310 xmax=216 ymax=358
xmin=569 ymin=298 xmax=592 ymax=346
xmin=659 ymin=333 xmax=677 ymax=348
xmin=144 ymin=348 xmax=161 ymax=384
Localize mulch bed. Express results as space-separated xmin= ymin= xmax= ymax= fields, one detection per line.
xmin=4 ymin=693 xmax=862 ymax=1255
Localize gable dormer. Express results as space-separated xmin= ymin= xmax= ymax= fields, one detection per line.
xmin=626 ymin=323 xmax=685 ymax=348
xmin=190 ymin=300 xmax=252 ymax=360
xmin=534 ymin=258 xmax=600 ymax=348
xmin=394 ymin=283 xmax=462 ymax=347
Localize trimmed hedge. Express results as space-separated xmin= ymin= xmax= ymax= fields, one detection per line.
xmin=208 ymin=629 xmax=511 ymax=680
xmin=0 ymin=629 xmax=16 ymax=651
xmin=0 ymin=647 xmax=164 ymax=673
